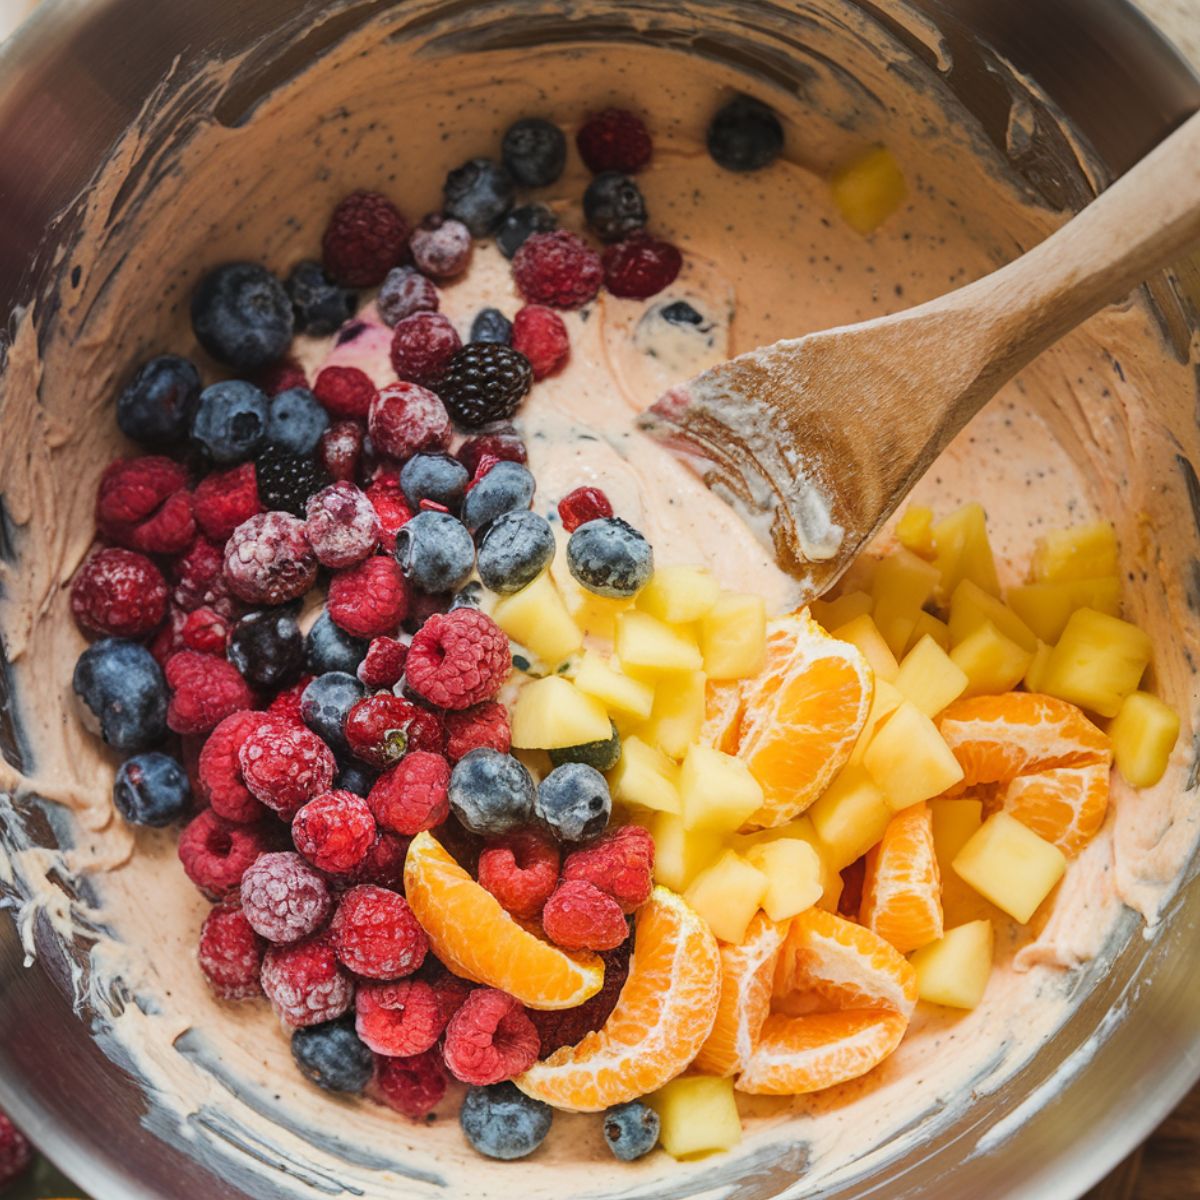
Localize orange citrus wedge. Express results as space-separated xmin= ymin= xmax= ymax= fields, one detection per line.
xmin=404 ymin=831 xmax=603 ymax=1011
xmin=998 ymin=762 xmax=1111 ymax=856
xmin=514 ymin=887 xmax=720 ymax=1111
xmin=860 ymin=802 xmax=943 ymax=954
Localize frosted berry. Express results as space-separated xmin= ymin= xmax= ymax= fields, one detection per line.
xmin=227 ymin=608 xmax=304 ymax=690
xmin=350 ymin=831 xmax=411 ymax=890
xmin=541 ymin=879 xmax=627 ymax=951
xmin=369 ymin=380 xmax=452 ymax=460
xmin=566 ymin=516 xmax=653 ymax=598
xmin=73 ymin=637 xmax=168 ymax=750
xmin=405 ymin=609 xmax=512 ymax=710
xmin=561 ymin=824 xmax=654 ymax=913
xmin=191 ymin=262 xmax=293 ymax=371
xmin=400 ymin=452 xmax=469 ymax=512
xmin=390 ymin=312 xmax=462 ymax=389
xmin=535 ymin=762 xmax=612 ymax=843
xmin=261 ymin=933 xmax=354 ymax=1027
xmin=194 ymin=462 xmax=263 ymax=541
xmin=375 ymin=1047 xmax=448 ymax=1120
xmin=223 ymin=511 xmax=318 ymax=606
xmin=410 ymin=214 xmax=472 ymax=280
xmin=318 ymin=420 xmax=364 ymax=482
xmin=113 ymin=751 xmax=191 ymax=827
xmin=327 ymin=555 xmax=409 ymax=639
xmin=444 ymin=701 xmax=511 ymax=762
xmin=165 ymin=650 xmax=255 ymax=735
xmin=304 ymin=481 xmax=380 ymax=569
xmin=603 ymin=1101 xmax=660 ymax=1161
xmin=707 ymin=94 xmax=784 ymax=172
xmin=511 ymin=305 xmax=569 ymax=380
xmin=292 ymin=1020 xmax=374 ymax=1093
xmin=314 ymin=364 xmax=376 ymax=420
xmin=198 ymin=900 xmax=265 ymax=1001
xmin=172 ymin=536 xmax=233 ymax=615
xmin=477 ymin=510 xmax=556 ymax=594
xmin=457 ymin=429 xmax=528 ymax=474
xmin=306 ymin=611 xmax=368 ymax=675
xmin=268 ymin=674 xmax=313 ymax=727
xmin=512 ymin=231 xmax=603 ymax=310
xmin=583 ymin=171 xmax=647 ymax=242
xmin=602 ymin=233 xmax=682 ymax=299
xmin=365 ymin=478 xmax=415 ymax=553
xmin=443 ymin=988 xmax=539 ymax=1086
xmin=331 ymin=884 xmax=428 ymax=979
xmin=199 ymin=710 xmax=269 ymax=824
xmin=180 ymin=606 xmax=230 ymax=655
xmin=469 ymin=307 xmax=513 ymax=344
xmin=356 ymin=977 xmax=445 ymax=1057
xmin=462 ymin=461 xmax=535 ymax=534
xmin=393 ymin=510 xmax=476 ymax=595
xmin=346 ymin=695 xmax=443 ymax=768
xmin=460 ymin=1082 xmax=552 ymax=1160
xmin=378 ymin=266 xmax=440 ymax=326
xmin=286 ymin=259 xmax=358 ymax=336
xmin=442 ymin=157 xmax=515 ymax=236
xmin=448 ymin=748 xmax=534 ymax=837
xmin=322 ymin=191 xmax=410 ymax=287
xmin=368 ymin=751 xmax=450 ymax=836
xmin=71 ymin=547 xmax=168 ymax=639
xmin=502 ymin=117 xmax=567 ymax=188
xmin=300 ymin=671 xmax=366 ymax=753
xmin=356 ymin=636 xmax=408 ymax=690
xmin=0 ymin=1110 xmax=31 ymax=1189
xmin=238 ymin=717 xmax=337 ymax=819
xmin=95 ymin=455 xmax=196 ymax=554
xmin=477 ymin=830 xmax=559 ymax=920
xmin=294 ymin=789 xmax=376 ymax=875
xmin=117 ymin=353 xmax=202 ymax=446
xmin=178 ymin=810 xmax=274 ymax=898
xmin=576 ymin=108 xmax=652 ymax=174
xmin=240 ymin=850 xmax=333 ymax=943
xmin=496 ymin=203 xmax=558 ymax=259
xmin=557 ymin=485 xmax=613 ymax=532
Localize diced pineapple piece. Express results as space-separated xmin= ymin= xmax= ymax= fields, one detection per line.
xmin=896 ymin=505 xmax=936 ymax=558
xmin=848 ymin=678 xmax=904 ymax=766
xmin=933 ymin=503 xmax=1000 ymax=599
xmin=953 ymin=812 xmax=1066 ymax=923
xmin=1031 ymin=521 xmax=1118 ymax=583
xmin=510 ymin=676 xmax=611 ymax=749
xmin=574 ymin=652 xmax=655 ymax=721
xmin=701 ymin=592 xmax=767 ymax=680
xmin=746 ymin=839 xmax=824 ymax=920
xmin=1110 ymin=690 xmax=1180 ymax=787
xmin=640 ymin=670 xmax=706 ymax=760
xmin=832 ymin=613 xmax=899 ymax=682
xmin=948 ymin=580 xmax=1038 ymax=653
xmin=492 ymin=572 xmax=583 ymax=667
xmin=648 ymin=811 xmax=722 ymax=891
xmin=1024 ymin=641 xmax=1052 ymax=694
xmin=895 ymin=635 xmax=969 ymax=716
xmin=637 ymin=565 xmax=720 ymax=624
xmin=830 ymin=145 xmax=906 ymax=235
xmin=810 ymin=590 xmax=873 ymax=632
xmin=910 ymin=920 xmax=994 ymax=1009
xmin=929 ymin=798 xmax=999 ymax=926
xmin=609 ymin=736 xmax=681 ymax=814
xmin=650 ymin=1075 xmax=741 ymax=1159
xmin=837 ymin=555 xmax=879 ymax=596
xmin=950 ymin=620 xmax=1033 ymax=698
xmin=551 ymin=546 xmax=634 ymax=639
xmin=904 ymin=610 xmax=951 ymax=654
xmin=864 ymin=701 xmax=964 ymax=810
xmin=679 ymin=743 xmax=765 ymax=833
xmin=733 ymin=817 xmax=841 ymax=906
xmin=1007 ymin=577 xmax=1121 ymax=644
xmin=1041 ymin=608 xmax=1152 ymax=718
xmin=616 ymin=611 xmax=703 ymax=676
xmin=685 ymin=850 xmax=770 ymax=943
xmin=872 ymin=548 xmax=941 ymax=657
xmin=809 ymin=766 xmax=893 ymax=869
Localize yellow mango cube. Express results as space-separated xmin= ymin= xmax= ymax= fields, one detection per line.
xmin=809 ymin=766 xmax=893 ymax=869
xmin=1024 ymin=641 xmax=1053 ymax=694
xmin=872 ymin=548 xmax=941 ymax=658
xmin=733 ymin=817 xmax=841 ymax=907
xmin=648 ymin=811 xmax=722 ymax=891
xmin=637 ymin=565 xmax=720 ymax=624
xmin=492 ymin=572 xmax=583 ymax=667
xmin=616 ymin=611 xmax=703 ymax=676
xmin=896 ymin=504 xmax=935 ymax=558
xmin=685 ymin=850 xmax=770 ymax=943
xmin=609 ymin=736 xmax=681 ymax=814
xmin=864 ymin=701 xmax=964 ymax=810
xmin=574 ymin=652 xmax=655 ymax=721
xmin=910 ymin=920 xmax=994 ymax=1009
xmin=746 ymin=839 xmax=824 ymax=920
xmin=833 ymin=613 xmax=899 ymax=682
xmin=810 ymin=590 xmax=873 ymax=632
xmin=510 ymin=676 xmax=611 ymax=749
xmin=650 ymin=1075 xmax=741 ymax=1159
xmin=904 ymin=610 xmax=951 ymax=654
xmin=550 ymin=544 xmax=634 ymax=639
xmin=948 ymin=580 xmax=1038 ymax=653
xmin=830 ymin=145 xmax=906 ymax=235
xmin=953 ymin=812 xmax=1066 ymax=924
xmin=950 ymin=620 xmax=1034 ymax=698
xmin=1040 ymin=608 xmax=1152 ymax=717
xmin=679 ymin=743 xmax=765 ymax=833
xmin=1110 ymin=690 xmax=1180 ymax=787
xmin=929 ymin=798 xmax=1000 ymax=926
xmin=848 ymin=678 xmax=904 ymax=766
xmin=895 ymin=635 xmax=969 ymax=716
xmin=1007 ymin=577 xmax=1121 ymax=644
xmin=639 ymin=670 xmax=707 ymax=759
xmin=933 ymin=502 xmax=1000 ymax=599
xmin=701 ymin=592 xmax=767 ymax=680
xmin=1031 ymin=521 xmax=1118 ymax=583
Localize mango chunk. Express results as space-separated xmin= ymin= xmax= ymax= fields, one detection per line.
xmin=864 ymin=701 xmax=964 ymax=810
xmin=637 ymin=565 xmax=720 ymax=624
xmin=832 ymin=613 xmax=899 ymax=682
xmin=511 ymin=676 xmax=611 ymax=749
xmin=948 ymin=579 xmax=1037 ymax=653
xmin=848 ymin=678 xmax=904 ymax=766
xmin=492 ymin=571 xmax=583 ymax=667
xmin=1040 ymin=608 xmax=1151 ymax=717
xmin=574 ymin=652 xmax=655 ymax=721
xmin=904 ymin=610 xmax=951 ymax=654
xmin=929 ymin=798 xmax=999 ymax=926
xmin=733 ymin=817 xmax=841 ymax=907
xmin=745 ymin=838 xmax=824 ymax=921
xmin=609 ymin=735 xmax=681 ymax=814
xmin=810 ymin=590 xmax=873 ymax=632
xmin=910 ymin=920 xmax=994 ymax=1010
xmin=1024 ymin=641 xmax=1053 ymax=694
xmin=872 ymin=548 xmax=941 ymax=657
xmin=950 ymin=619 xmax=1033 ymax=698
xmin=639 ymin=670 xmax=707 ymax=760
xmin=650 ymin=1075 xmax=741 ymax=1159
xmin=647 ymin=811 xmax=723 ymax=891
xmin=679 ymin=743 xmax=765 ymax=833
xmin=1007 ymin=577 xmax=1121 ymax=644
xmin=830 ymin=145 xmax=906 ymax=235
xmin=1110 ymin=690 xmax=1180 ymax=787
xmin=895 ymin=504 xmax=935 ymax=558
xmin=953 ymin=812 xmax=1066 ymax=924
xmin=685 ymin=850 xmax=770 ymax=944
xmin=616 ymin=611 xmax=703 ymax=676
xmin=1031 ymin=521 xmax=1118 ymax=583
xmin=809 ymin=765 xmax=893 ymax=869
xmin=933 ymin=503 xmax=1000 ymax=599
xmin=701 ymin=592 xmax=767 ymax=680
xmin=895 ymin=634 xmax=969 ymax=716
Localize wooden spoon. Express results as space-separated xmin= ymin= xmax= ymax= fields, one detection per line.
xmin=637 ymin=110 xmax=1200 ymax=600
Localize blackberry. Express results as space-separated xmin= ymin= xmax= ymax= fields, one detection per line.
xmin=286 ymin=260 xmax=357 ymax=336
xmin=228 ymin=608 xmax=304 ymax=689
xmin=548 ymin=721 xmax=620 ymax=772
xmin=437 ymin=344 xmax=533 ymax=429
xmin=470 ymin=308 xmax=513 ymax=345
xmin=256 ymin=446 xmax=329 ymax=517
xmin=583 ymin=172 xmax=647 ymax=242
xmin=707 ymin=94 xmax=784 ymax=172
xmin=495 ymin=203 xmax=557 ymax=260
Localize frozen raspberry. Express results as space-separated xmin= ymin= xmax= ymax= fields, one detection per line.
xmin=561 ymin=825 xmax=654 ymax=913
xmin=477 ymin=830 xmax=560 ymax=920
xmin=150 ymin=606 xmax=188 ymax=665
xmin=294 ymin=789 xmax=377 ymax=874
xmin=254 ymin=357 xmax=309 ymax=396
xmin=356 ymin=977 xmax=445 ymax=1056
xmin=425 ymin=959 xmax=473 ymax=1025
xmin=165 ymin=650 xmax=255 ymax=735
xmin=466 ymin=455 xmax=501 ymax=492
xmin=318 ymin=420 xmax=365 ymax=482
xmin=181 ymin=606 xmax=230 ymax=655
xmin=322 ymin=190 xmax=410 ymax=287
xmin=182 ymin=732 xmax=207 ymax=804
xmin=557 ymin=486 xmax=614 ymax=532
xmin=405 ymin=609 xmax=511 ymax=710
xmin=96 ymin=456 xmax=196 ymax=554
xmin=368 ymin=751 xmax=450 ymax=835
xmin=178 ymin=809 xmax=274 ymax=898
xmin=378 ymin=266 xmax=440 ymax=326
xmin=542 ymin=880 xmax=628 ymax=951
xmin=325 ymin=556 xmax=408 ymax=641
xmin=442 ymin=988 xmax=539 ymax=1085
xmin=240 ymin=850 xmax=332 ymax=944
xmin=267 ymin=673 xmax=313 ymax=727
xmin=576 ymin=108 xmax=653 ymax=174
xmin=199 ymin=710 xmax=268 ymax=823
xmin=70 ymin=547 xmax=168 ymax=638
xmin=331 ymin=884 xmax=428 ymax=979
xmin=346 ymin=695 xmax=442 ymax=769
xmin=374 ymin=1047 xmax=448 ymax=1120
xmin=0 ymin=1110 xmax=31 ymax=1190
xmin=223 ymin=511 xmax=318 ymax=606
xmin=528 ymin=940 xmax=630 ymax=1055
xmin=369 ymin=381 xmax=452 ymax=463
xmin=172 ymin=536 xmax=234 ymax=614
xmin=511 ymin=305 xmax=569 ymax=380
xmin=457 ymin=429 xmax=528 ymax=474
xmin=261 ymin=933 xmax=354 ymax=1026
xmin=364 ymin=480 xmax=414 ymax=553
xmin=389 ymin=312 xmax=462 ymax=388
xmin=602 ymin=232 xmax=682 ymax=299
xmin=512 ymin=231 xmax=603 ymax=310
xmin=357 ymin=636 xmax=408 ymax=690
xmin=239 ymin=717 xmax=336 ymax=820
xmin=351 ymin=831 xmax=411 ymax=889
xmin=198 ymin=900 xmax=266 ymax=1000
xmin=444 ymin=701 xmax=511 ymax=762
xmin=409 ymin=215 xmax=473 ymax=280
xmin=304 ymin=481 xmax=379 ymax=569
xmin=314 ymin=365 xmax=377 ymax=421
xmin=193 ymin=462 xmax=262 ymax=541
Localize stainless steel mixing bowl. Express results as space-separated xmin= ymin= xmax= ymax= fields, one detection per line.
xmin=0 ymin=2 xmax=1198 ymax=1198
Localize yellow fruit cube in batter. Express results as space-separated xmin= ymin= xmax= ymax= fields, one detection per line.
xmin=895 ymin=634 xmax=969 ymax=715
xmin=608 ymin=736 xmax=680 ymax=814
xmin=864 ymin=701 xmax=964 ymax=810
xmin=510 ymin=676 xmax=611 ymax=749
xmin=701 ymin=592 xmax=767 ymax=680
xmin=684 ymin=850 xmax=769 ymax=943
xmin=651 ymin=1075 xmax=742 ymax=1159
xmin=1030 ymin=521 xmax=1118 ymax=583
xmin=492 ymin=571 xmax=582 ymax=666
xmin=637 ymin=564 xmax=720 ymax=624
xmin=830 ymin=145 xmax=907 ymax=235
xmin=1041 ymin=608 xmax=1151 ymax=717
xmin=910 ymin=920 xmax=995 ymax=1009
xmin=950 ymin=620 xmax=1033 ymax=697
xmin=1110 ymin=690 xmax=1180 ymax=787
xmin=933 ymin=503 xmax=1001 ymax=599
xmin=953 ymin=812 xmax=1066 ymax=924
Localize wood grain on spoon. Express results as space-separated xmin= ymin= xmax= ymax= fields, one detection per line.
xmin=637 ymin=110 xmax=1200 ymax=600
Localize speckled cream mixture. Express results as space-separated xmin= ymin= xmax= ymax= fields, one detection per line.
xmin=0 ymin=3 xmax=1198 ymax=1198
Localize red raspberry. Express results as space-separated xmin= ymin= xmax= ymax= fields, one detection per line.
xmin=193 ymin=462 xmax=262 ymax=541
xmin=356 ymin=977 xmax=444 ymax=1056
xmin=331 ymin=884 xmax=428 ymax=979
xmin=261 ymin=933 xmax=354 ymax=1026
xmin=457 ymin=429 xmax=528 ymax=474
xmin=442 ymin=988 xmax=539 ymax=1085
xmin=512 ymin=231 xmax=603 ymax=310
xmin=409 ymin=215 xmax=472 ymax=280
xmin=365 ymin=479 xmax=414 ymax=553
xmin=165 ymin=650 xmax=255 ymax=735
xmin=198 ymin=900 xmax=266 ymax=1000
xmin=405 ymin=609 xmax=512 ymax=710
xmin=150 ymin=606 xmax=188 ymax=665
xmin=350 ymin=832 xmax=411 ymax=889
xmin=172 ymin=536 xmax=234 ymax=615
xmin=576 ymin=108 xmax=653 ymax=173
xmin=178 ymin=809 xmax=273 ymax=898
xmin=389 ymin=312 xmax=462 ymax=388
xmin=602 ymin=232 xmax=682 ymax=299
xmin=70 ymin=547 xmax=168 ymax=638
xmin=374 ymin=1048 xmax=447 ymax=1120
xmin=304 ymin=481 xmax=379 ymax=569
xmin=267 ymin=674 xmax=313 ymax=726
xmin=477 ymin=830 xmax=560 ymax=920
xmin=240 ymin=850 xmax=333 ymax=943
xmin=181 ymin=606 xmax=230 ymax=655
xmin=223 ymin=511 xmax=318 ymax=606
xmin=318 ymin=420 xmax=365 ymax=482
xmin=199 ymin=710 xmax=269 ymax=824
xmin=527 ymin=940 xmax=630 ymax=1055
xmin=557 ymin=486 xmax=614 ymax=533
xmin=444 ymin=701 xmax=511 ymax=762
xmin=294 ymin=789 xmax=376 ymax=874
xmin=561 ymin=825 xmax=654 ymax=913
xmin=357 ymin=636 xmax=408 ymax=690
xmin=346 ymin=695 xmax=442 ymax=768
xmin=378 ymin=267 xmax=440 ymax=325
xmin=369 ymin=381 xmax=452 ymax=462
xmin=253 ymin=357 xmax=308 ymax=396
xmin=96 ymin=456 xmax=196 ymax=555
xmin=426 ymin=960 xmax=473 ymax=1025
xmin=0 ymin=1110 xmax=31 ymax=1190
xmin=322 ymin=190 xmax=410 ymax=287
xmin=466 ymin=455 xmax=501 ymax=491
xmin=368 ymin=751 xmax=450 ymax=836
xmin=511 ymin=305 xmax=570 ymax=380
xmin=239 ymin=717 xmax=337 ymax=820
xmin=541 ymin=880 xmax=628 ymax=951
xmin=327 ymin=555 xmax=409 ymax=640
xmin=314 ymin=365 xmax=377 ymax=421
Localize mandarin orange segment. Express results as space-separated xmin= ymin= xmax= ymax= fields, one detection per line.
xmin=998 ymin=762 xmax=1110 ymax=856
xmin=702 ymin=679 xmax=744 ymax=754
xmin=403 ymin=831 xmax=603 ymax=1011
xmin=694 ymin=911 xmax=789 ymax=1077
xmin=860 ymin=802 xmax=943 ymax=954
xmin=515 ymin=887 xmax=721 ymax=1112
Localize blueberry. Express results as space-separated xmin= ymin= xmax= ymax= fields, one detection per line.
xmin=535 ymin=762 xmax=611 ymax=843
xmin=291 ymin=1021 xmax=374 ymax=1094
xmin=394 ymin=510 xmax=475 ymax=594
xmin=286 ymin=260 xmax=357 ymax=336
xmin=306 ymin=610 xmax=369 ymax=674
xmin=191 ymin=380 xmax=269 ymax=464
xmin=266 ymin=387 xmax=330 ymax=457
xmin=399 ymin=452 xmax=470 ymax=511
xmin=443 ymin=158 xmax=516 ymax=236
xmin=113 ymin=752 xmax=191 ymax=827
xmin=470 ymin=307 xmax=513 ymax=345
xmin=300 ymin=671 xmax=366 ymax=753
xmin=462 ymin=461 xmax=535 ymax=533
xmin=449 ymin=748 xmax=535 ymax=836
xmin=476 ymin=510 xmax=555 ymax=595
xmin=548 ymin=721 xmax=620 ymax=772
xmin=449 ymin=581 xmax=484 ymax=610
xmin=190 ymin=261 xmax=294 ymax=370
xmin=72 ymin=638 xmax=167 ymax=752
xmin=583 ymin=172 xmax=648 ymax=242
xmin=660 ymin=300 xmax=706 ymax=327
xmin=707 ymin=94 xmax=784 ymax=172
xmin=460 ymin=1082 xmax=553 ymax=1160
xmin=336 ymin=761 xmax=378 ymax=798
xmin=228 ymin=608 xmax=304 ymax=690
xmin=495 ymin=204 xmax=557 ymax=259
xmin=116 ymin=354 xmax=202 ymax=446
xmin=566 ymin=518 xmax=653 ymax=598
xmin=603 ymin=1101 xmax=660 ymax=1161
xmin=501 ymin=117 xmax=567 ymax=188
